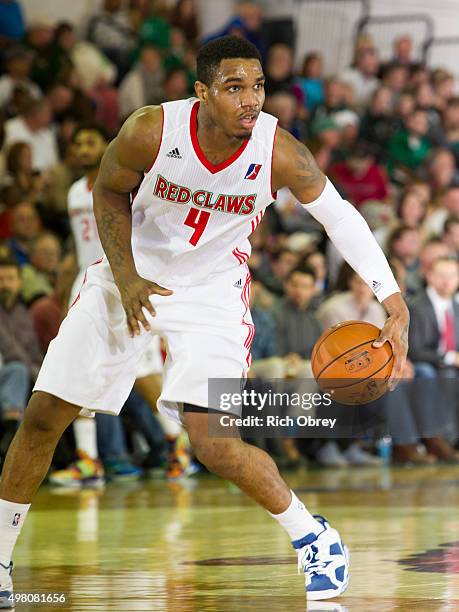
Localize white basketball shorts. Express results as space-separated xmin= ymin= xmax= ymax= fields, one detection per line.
xmin=34 ymin=261 xmax=254 ymax=424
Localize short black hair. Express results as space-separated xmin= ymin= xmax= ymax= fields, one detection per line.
xmin=71 ymin=123 xmax=110 ymax=144
xmin=197 ymin=36 xmax=261 ymax=86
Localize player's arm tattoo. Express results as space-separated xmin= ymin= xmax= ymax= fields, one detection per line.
xmin=93 ymin=147 xmax=140 ymax=280
xmin=294 ymin=141 xmax=322 ymax=187
xmin=97 ymin=207 xmax=131 ymax=270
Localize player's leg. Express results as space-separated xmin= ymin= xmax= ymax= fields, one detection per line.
xmin=135 ymin=373 xmax=194 ymax=479
xmin=0 ymin=392 xmax=81 ymax=607
xmin=183 ymin=408 xmax=350 ymax=600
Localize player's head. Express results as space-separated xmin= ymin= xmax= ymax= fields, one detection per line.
xmin=71 ymin=123 xmax=110 ymax=171
xmin=195 ymin=36 xmax=264 ymax=139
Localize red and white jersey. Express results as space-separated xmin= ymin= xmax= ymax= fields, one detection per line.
xmin=92 ymin=97 xmax=278 ymax=288
xmin=68 ymin=176 xmax=103 ymax=270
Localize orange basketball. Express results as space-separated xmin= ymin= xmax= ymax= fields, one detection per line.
xmin=311 ymin=320 xmax=393 ymax=405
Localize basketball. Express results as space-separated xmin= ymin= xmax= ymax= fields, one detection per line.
xmin=311 ymin=320 xmax=394 ymax=405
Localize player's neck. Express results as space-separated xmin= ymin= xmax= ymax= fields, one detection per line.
xmin=196 ymin=106 xmax=245 ymax=161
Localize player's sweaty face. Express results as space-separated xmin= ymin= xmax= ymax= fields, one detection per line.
xmin=208 ymin=59 xmax=265 ymax=138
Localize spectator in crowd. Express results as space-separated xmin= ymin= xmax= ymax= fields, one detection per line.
xmin=119 ymin=45 xmax=164 ymax=119
xmin=4 ymin=98 xmax=58 ymax=172
xmin=312 ymin=77 xmax=347 ymax=123
xmin=264 ymin=43 xmax=299 ymax=99
xmin=297 ymin=52 xmax=325 ymax=114
xmin=408 ymin=257 xmax=459 ymax=461
xmin=21 ymin=232 xmax=61 ymax=305
xmin=424 ymin=149 xmax=458 ymax=206
xmin=396 ymin=187 xmax=428 ymax=230
xmin=304 ymin=250 xmax=328 ymax=306
xmin=264 ymin=91 xmax=305 ymax=140
xmin=162 ymin=66 xmax=190 ymax=102
xmin=24 ymin=17 xmax=56 ymax=92
xmin=359 ymin=86 xmax=397 ymax=162
xmin=330 ymin=140 xmax=389 ymax=208
xmin=0 ymin=257 xmax=42 ymax=381
xmin=0 ymin=258 xmax=31 ymax=460
xmin=6 ymin=201 xmax=41 ymax=265
xmin=332 ymin=109 xmax=360 ymax=159
xmin=419 ymin=238 xmax=451 ymax=280
xmin=0 ymin=46 xmax=41 ymax=109
xmin=4 ymin=142 xmax=45 ymax=206
xmin=381 ymin=62 xmax=408 ymax=107
xmin=392 ymin=35 xmax=415 ymax=68
xmin=274 ymin=265 xmax=322 ymax=365
xmin=307 ymin=116 xmax=341 ymax=172
xmin=432 ymin=69 xmax=455 ymax=109
xmin=387 ymin=225 xmax=423 ymax=298
xmin=387 ymin=108 xmax=432 ymax=182
xmin=341 ymin=46 xmax=380 ymax=107
xmin=442 ymin=216 xmax=459 ymax=258
xmin=262 ymin=248 xmax=299 ymax=296
xmin=87 ymin=0 xmax=135 ymax=80
xmin=424 ymin=185 xmax=459 ymax=238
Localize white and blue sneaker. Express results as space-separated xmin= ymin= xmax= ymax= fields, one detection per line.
xmin=0 ymin=562 xmax=14 ymax=609
xmin=293 ymin=515 xmax=350 ymax=600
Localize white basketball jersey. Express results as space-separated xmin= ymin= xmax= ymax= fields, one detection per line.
xmin=68 ymin=176 xmax=104 ymax=270
xmin=128 ymin=98 xmax=278 ymax=286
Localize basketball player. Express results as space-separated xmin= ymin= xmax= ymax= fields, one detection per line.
xmin=0 ymin=36 xmax=409 ymax=604
xmin=48 ymin=124 xmax=109 ymax=487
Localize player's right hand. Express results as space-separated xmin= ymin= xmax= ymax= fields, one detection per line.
xmin=118 ymin=274 xmax=173 ymax=337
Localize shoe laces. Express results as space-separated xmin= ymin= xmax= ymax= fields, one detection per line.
xmin=298 ymin=542 xmax=329 ymax=576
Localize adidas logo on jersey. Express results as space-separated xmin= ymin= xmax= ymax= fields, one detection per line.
xmin=233 ymin=278 xmax=243 ymax=289
xmin=167 ymin=147 xmax=182 ymax=159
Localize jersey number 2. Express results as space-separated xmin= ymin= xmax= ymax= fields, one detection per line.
xmin=184 ymin=208 xmax=210 ymax=246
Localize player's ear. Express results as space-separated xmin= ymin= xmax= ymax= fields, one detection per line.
xmin=194 ymin=81 xmax=209 ymax=105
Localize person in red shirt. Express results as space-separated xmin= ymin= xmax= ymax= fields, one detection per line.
xmin=330 ymin=140 xmax=389 ymax=208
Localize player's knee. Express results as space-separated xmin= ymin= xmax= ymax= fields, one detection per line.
xmin=22 ymin=392 xmax=79 ymax=437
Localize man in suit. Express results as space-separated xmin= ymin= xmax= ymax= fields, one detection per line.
xmin=408 ymin=256 xmax=459 ymax=461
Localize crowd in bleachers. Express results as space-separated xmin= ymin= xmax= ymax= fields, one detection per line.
xmin=1 ymin=0 xmax=459 ymax=484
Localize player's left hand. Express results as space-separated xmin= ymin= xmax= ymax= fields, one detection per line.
xmin=372 ymin=313 xmax=409 ymax=391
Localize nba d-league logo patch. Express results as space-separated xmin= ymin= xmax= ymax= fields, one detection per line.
xmin=12 ymin=513 xmax=21 ymax=527
xmin=245 ymin=163 xmax=262 ymax=180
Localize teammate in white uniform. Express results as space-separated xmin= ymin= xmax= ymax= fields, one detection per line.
xmin=66 ymin=125 xmax=191 ymax=482
xmin=0 ymin=37 xmax=409 ymax=604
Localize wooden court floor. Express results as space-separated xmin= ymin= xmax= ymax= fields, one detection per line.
xmin=11 ymin=465 xmax=459 ymax=611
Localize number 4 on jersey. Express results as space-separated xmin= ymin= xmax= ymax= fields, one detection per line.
xmin=184 ymin=208 xmax=210 ymax=246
